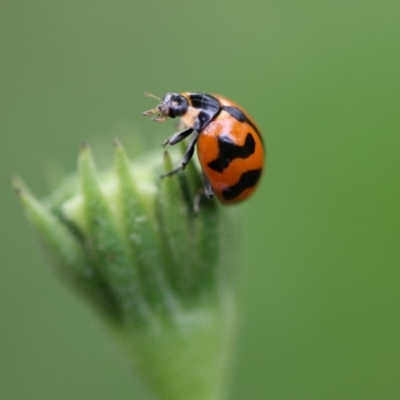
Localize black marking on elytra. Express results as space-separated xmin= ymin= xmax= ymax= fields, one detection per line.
xmin=222 ymin=169 xmax=262 ymax=201
xmin=222 ymin=105 xmax=261 ymax=138
xmin=207 ymin=133 xmax=256 ymax=172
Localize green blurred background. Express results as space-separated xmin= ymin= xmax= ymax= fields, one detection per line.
xmin=2 ymin=1 xmax=400 ymax=399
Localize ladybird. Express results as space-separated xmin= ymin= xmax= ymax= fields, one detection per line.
xmin=143 ymin=92 xmax=264 ymax=204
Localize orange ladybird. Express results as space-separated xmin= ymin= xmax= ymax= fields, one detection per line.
xmin=143 ymin=92 xmax=264 ymax=204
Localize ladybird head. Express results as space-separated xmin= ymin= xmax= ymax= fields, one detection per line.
xmin=143 ymin=92 xmax=188 ymax=122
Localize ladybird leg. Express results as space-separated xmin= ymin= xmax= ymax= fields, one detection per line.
xmin=162 ymin=127 xmax=194 ymax=147
xmin=202 ymin=174 xmax=214 ymax=199
xmin=160 ymin=164 xmax=184 ymax=178
xmin=193 ymin=177 xmax=214 ymax=214
xmin=180 ymin=135 xmax=198 ymax=167
xmin=160 ymin=135 xmax=198 ymax=178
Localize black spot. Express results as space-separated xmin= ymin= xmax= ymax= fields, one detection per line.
xmin=222 ymin=106 xmax=262 ymax=139
xmin=207 ymin=133 xmax=256 ymax=172
xmin=222 ymin=106 xmax=247 ymax=122
xmin=222 ymin=169 xmax=262 ymax=201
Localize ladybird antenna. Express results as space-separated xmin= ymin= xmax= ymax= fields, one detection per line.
xmin=144 ymin=92 xmax=161 ymax=102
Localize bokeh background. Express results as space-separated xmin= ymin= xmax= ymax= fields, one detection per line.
xmin=2 ymin=1 xmax=400 ymax=399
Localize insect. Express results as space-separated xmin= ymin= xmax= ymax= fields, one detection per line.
xmin=143 ymin=92 xmax=264 ymax=204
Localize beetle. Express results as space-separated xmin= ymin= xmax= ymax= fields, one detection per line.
xmin=143 ymin=92 xmax=264 ymax=204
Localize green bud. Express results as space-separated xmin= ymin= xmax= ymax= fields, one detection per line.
xmin=13 ymin=140 xmax=238 ymax=400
